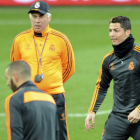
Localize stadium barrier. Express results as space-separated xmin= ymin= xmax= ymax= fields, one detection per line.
xmin=0 ymin=0 xmax=140 ymax=6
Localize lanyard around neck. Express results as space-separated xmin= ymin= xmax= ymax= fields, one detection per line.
xmin=33 ymin=33 xmax=49 ymax=79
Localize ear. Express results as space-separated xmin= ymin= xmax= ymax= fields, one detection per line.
xmin=48 ymin=16 xmax=51 ymax=22
xmin=12 ymin=73 xmax=19 ymax=83
xmin=126 ymin=29 xmax=131 ymax=37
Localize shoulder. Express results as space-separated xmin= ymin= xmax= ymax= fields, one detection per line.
xmin=50 ymin=28 xmax=70 ymax=43
xmin=102 ymin=50 xmax=114 ymax=63
xmin=5 ymin=88 xmax=23 ymax=106
xmin=14 ymin=29 xmax=32 ymax=42
xmin=24 ymin=91 xmax=56 ymax=105
xmin=99 ymin=50 xmax=115 ymax=69
xmin=132 ymin=44 xmax=140 ymax=56
xmin=133 ymin=44 xmax=140 ymax=53
xmin=132 ymin=44 xmax=140 ymax=61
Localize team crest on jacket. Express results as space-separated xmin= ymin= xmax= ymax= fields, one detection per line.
xmin=128 ymin=62 xmax=134 ymax=70
xmin=60 ymin=113 xmax=66 ymax=121
xmin=34 ymin=2 xmax=40 ymax=8
xmin=109 ymin=63 xmax=115 ymax=70
xmin=49 ymin=45 xmax=55 ymax=51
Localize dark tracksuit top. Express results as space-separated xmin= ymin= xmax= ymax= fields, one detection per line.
xmin=5 ymin=81 xmax=59 ymax=140
xmin=89 ymin=44 xmax=140 ymax=117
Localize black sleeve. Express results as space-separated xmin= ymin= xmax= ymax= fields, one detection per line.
xmin=88 ymin=54 xmax=113 ymax=113
xmin=9 ymin=97 xmax=24 ymax=140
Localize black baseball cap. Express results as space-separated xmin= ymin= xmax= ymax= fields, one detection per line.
xmin=28 ymin=1 xmax=51 ymax=14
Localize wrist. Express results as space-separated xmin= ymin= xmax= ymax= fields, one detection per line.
xmin=88 ymin=112 xmax=96 ymax=117
xmin=136 ymin=105 xmax=140 ymax=113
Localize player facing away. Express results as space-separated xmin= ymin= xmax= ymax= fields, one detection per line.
xmin=10 ymin=1 xmax=75 ymax=140
xmin=85 ymin=16 xmax=140 ymax=140
xmin=5 ymin=60 xmax=59 ymax=140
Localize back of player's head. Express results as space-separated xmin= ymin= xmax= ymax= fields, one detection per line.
xmin=7 ymin=60 xmax=31 ymax=79
xmin=109 ymin=16 xmax=131 ymax=31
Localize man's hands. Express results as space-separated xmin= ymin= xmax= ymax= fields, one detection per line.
xmin=85 ymin=112 xmax=95 ymax=131
xmin=128 ymin=108 xmax=140 ymax=123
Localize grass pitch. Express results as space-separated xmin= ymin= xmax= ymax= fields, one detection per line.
xmin=0 ymin=6 xmax=139 ymax=140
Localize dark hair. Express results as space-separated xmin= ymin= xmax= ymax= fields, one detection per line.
xmin=109 ymin=16 xmax=131 ymax=31
xmin=7 ymin=60 xmax=31 ymax=78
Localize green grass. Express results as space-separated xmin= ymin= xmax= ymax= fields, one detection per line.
xmin=0 ymin=6 xmax=139 ymax=140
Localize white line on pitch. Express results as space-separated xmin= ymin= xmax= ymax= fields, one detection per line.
xmin=68 ymin=110 xmax=111 ymax=117
xmin=0 ymin=113 xmax=5 ymax=117
xmin=0 ymin=110 xmax=111 ymax=117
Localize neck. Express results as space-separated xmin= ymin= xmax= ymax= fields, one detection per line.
xmin=112 ymin=34 xmax=134 ymax=58
xmin=34 ymin=25 xmax=50 ymax=37
xmin=34 ymin=32 xmax=42 ymax=37
xmin=16 ymin=79 xmax=31 ymax=88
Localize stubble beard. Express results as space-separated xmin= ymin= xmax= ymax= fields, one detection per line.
xmin=10 ymin=79 xmax=17 ymax=92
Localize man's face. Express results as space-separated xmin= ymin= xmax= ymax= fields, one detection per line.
xmin=109 ymin=23 xmax=130 ymax=45
xmin=6 ymin=71 xmax=17 ymax=92
xmin=30 ymin=12 xmax=51 ymax=33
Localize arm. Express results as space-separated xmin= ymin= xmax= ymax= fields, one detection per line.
xmin=60 ymin=35 xmax=75 ymax=84
xmin=5 ymin=95 xmax=23 ymax=140
xmin=85 ymin=54 xmax=113 ymax=131
xmin=10 ymin=36 xmax=21 ymax=62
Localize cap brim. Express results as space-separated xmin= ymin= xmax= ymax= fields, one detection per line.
xmin=28 ymin=9 xmax=47 ymax=14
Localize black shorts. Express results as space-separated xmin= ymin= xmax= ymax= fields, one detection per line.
xmin=102 ymin=112 xmax=140 ymax=140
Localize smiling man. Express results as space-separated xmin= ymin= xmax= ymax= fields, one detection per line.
xmin=10 ymin=1 xmax=75 ymax=140
xmin=85 ymin=16 xmax=140 ymax=140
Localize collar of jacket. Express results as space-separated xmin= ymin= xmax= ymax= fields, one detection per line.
xmin=31 ymin=25 xmax=51 ymax=37
xmin=16 ymin=81 xmax=35 ymax=91
xmin=112 ymin=34 xmax=135 ymax=58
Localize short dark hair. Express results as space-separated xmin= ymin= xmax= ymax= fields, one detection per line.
xmin=7 ymin=60 xmax=31 ymax=78
xmin=109 ymin=16 xmax=131 ymax=31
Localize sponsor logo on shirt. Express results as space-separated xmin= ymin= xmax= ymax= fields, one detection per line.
xmin=109 ymin=63 xmax=115 ymax=70
xmin=128 ymin=61 xmax=134 ymax=70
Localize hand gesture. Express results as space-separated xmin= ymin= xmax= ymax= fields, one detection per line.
xmin=85 ymin=112 xmax=95 ymax=131
xmin=128 ymin=109 xmax=140 ymax=123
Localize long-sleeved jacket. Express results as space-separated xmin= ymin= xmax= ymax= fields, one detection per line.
xmin=89 ymin=44 xmax=140 ymax=117
xmin=10 ymin=25 xmax=75 ymax=94
xmin=5 ymin=81 xmax=58 ymax=140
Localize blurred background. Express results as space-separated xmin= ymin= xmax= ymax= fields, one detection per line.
xmin=0 ymin=0 xmax=140 ymax=140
